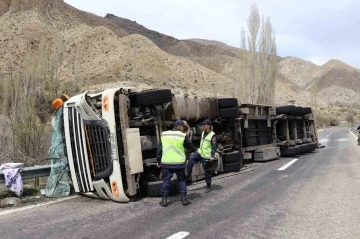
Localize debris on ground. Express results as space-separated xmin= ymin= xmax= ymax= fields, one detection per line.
xmin=0 ymin=197 xmax=22 ymax=208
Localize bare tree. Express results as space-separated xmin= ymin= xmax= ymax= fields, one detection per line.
xmin=0 ymin=37 xmax=71 ymax=165
xmin=234 ymin=4 xmax=278 ymax=105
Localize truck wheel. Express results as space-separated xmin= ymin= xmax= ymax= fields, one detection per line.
xmin=222 ymin=151 xmax=241 ymax=163
xmin=294 ymin=106 xmax=303 ymax=116
xmin=141 ymin=175 xmax=178 ymax=197
xmin=218 ymin=98 xmax=238 ymax=108
xmin=208 ymin=98 xmax=219 ymax=119
xmin=280 ymin=146 xmax=300 ymax=157
xmin=301 ymin=107 xmax=312 ymax=115
xmin=306 ymin=143 xmax=317 ymax=151
xmin=219 ymin=107 xmax=238 ymax=118
xmin=223 ymin=161 xmax=241 ymax=173
xmin=299 ymin=144 xmax=308 ymax=153
xmin=129 ymin=89 xmax=172 ymax=107
xmin=276 ymin=105 xmax=296 ymax=115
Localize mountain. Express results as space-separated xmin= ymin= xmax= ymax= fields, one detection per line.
xmin=278 ymin=57 xmax=360 ymax=106
xmin=105 ymin=14 xmax=238 ymax=74
xmin=1 ymin=1 xmax=360 ymax=108
xmin=0 ymin=0 xmax=231 ymax=97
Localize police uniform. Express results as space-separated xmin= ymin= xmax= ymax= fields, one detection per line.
xmin=156 ymin=120 xmax=194 ymax=206
xmin=186 ymin=120 xmax=217 ymax=193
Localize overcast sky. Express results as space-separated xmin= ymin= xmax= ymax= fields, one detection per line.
xmin=65 ymin=0 xmax=360 ymax=68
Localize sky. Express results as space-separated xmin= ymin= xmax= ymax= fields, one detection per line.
xmin=65 ymin=0 xmax=360 ymax=68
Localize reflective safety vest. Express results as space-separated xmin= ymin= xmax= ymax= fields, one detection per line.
xmin=199 ymin=131 xmax=216 ymax=158
xmin=161 ymin=130 xmax=186 ymax=165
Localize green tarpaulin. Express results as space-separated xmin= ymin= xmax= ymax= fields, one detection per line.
xmin=45 ymin=106 xmax=71 ymax=197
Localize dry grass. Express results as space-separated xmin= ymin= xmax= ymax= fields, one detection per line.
xmin=315 ymin=105 xmax=360 ymax=127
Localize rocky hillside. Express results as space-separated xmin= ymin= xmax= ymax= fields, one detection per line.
xmin=0 ymin=0 xmax=232 ymax=97
xmin=278 ymin=57 xmax=360 ymax=106
xmin=189 ymin=38 xmax=242 ymax=55
xmin=105 ymin=14 xmax=237 ymax=74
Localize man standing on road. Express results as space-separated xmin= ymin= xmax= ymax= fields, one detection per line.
xmin=186 ymin=119 xmax=217 ymax=193
xmin=357 ymin=124 xmax=360 ymax=145
xmin=156 ymin=120 xmax=195 ymax=207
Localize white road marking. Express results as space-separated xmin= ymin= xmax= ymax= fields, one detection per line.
xmin=278 ymin=159 xmax=298 ymax=171
xmin=0 ymin=195 xmax=80 ymax=216
xmin=349 ymin=129 xmax=358 ymax=139
xmin=326 ymin=135 xmax=329 ymax=137
xmin=166 ymin=232 xmax=190 ymax=239
xmin=336 ymin=138 xmax=349 ymax=141
xmin=320 ymin=138 xmax=329 ymax=143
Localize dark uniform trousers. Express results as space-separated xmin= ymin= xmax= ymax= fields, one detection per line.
xmin=161 ymin=167 xmax=187 ymax=197
xmin=187 ymin=152 xmax=214 ymax=186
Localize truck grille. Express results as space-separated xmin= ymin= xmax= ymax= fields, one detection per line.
xmin=68 ymin=107 xmax=93 ymax=192
xmin=68 ymin=108 xmax=114 ymax=191
xmin=84 ymin=123 xmax=113 ymax=180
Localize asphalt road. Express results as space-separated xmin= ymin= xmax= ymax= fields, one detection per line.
xmin=1 ymin=127 xmax=360 ymax=239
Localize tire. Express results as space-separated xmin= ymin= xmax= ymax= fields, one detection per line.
xmin=280 ymin=146 xmax=300 ymax=157
xmin=304 ymin=143 xmax=312 ymax=152
xmin=218 ymin=98 xmax=238 ymax=108
xmin=276 ymin=105 xmax=296 ymax=115
xmin=294 ymin=145 xmax=301 ymax=154
xmin=129 ymin=89 xmax=172 ymax=107
xmin=306 ymin=143 xmax=317 ymax=152
xmin=219 ymin=107 xmax=238 ymax=118
xmin=301 ymin=107 xmax=312 ymax=115
xmin=208 ymin=98 xmax=219 ymax=119
xmin=294 ymin=106 xmax=303 ymax=116
xmin=223 ymin=161 xmax=241 ymax=173
xmin=222 ymin=151 xmax=241 ymax=164
xmin=141 ymin=175 xmax=178 ymax=197
xmin=299 ymin=144 xmax=308 ymax=153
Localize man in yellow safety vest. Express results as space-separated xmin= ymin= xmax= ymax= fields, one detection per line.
xmin=186 ymin=119 xmax=217 ymax=193
xmin=156 ymin=120 xmax=195 ymax=207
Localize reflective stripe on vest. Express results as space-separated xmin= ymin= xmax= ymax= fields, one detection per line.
xmin=161 ymin=130 xmax=186 ymax=165
xmin=199 ymin=131 xmax=215 ymax=159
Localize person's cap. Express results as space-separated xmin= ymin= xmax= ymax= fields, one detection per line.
xmin=182 ymin=120 xmax=189 ymax=127
xmin=174 ymin=120 xmax=185 ymax=126
xmin=201 ymin=119 xmax=212 ymax=125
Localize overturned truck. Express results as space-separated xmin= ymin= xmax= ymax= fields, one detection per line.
xmin=61 ymin=87 xmax=318 ymax=202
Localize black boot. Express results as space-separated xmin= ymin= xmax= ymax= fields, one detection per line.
xmin=181 ymin=195 xmax=191 ymax=206
xmin=205 ymin=184 xmax=211 ymax=193
xmin=159 ymin=197 xmax=168 ymax=207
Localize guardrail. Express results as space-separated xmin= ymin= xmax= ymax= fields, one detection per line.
xmin=0 ymin=165 xmax=51 ymax=184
